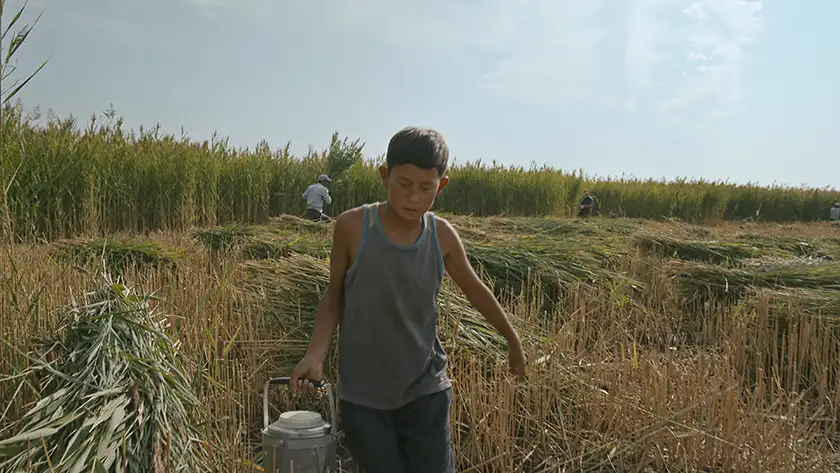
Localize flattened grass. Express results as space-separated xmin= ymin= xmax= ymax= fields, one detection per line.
xmin=632 ymin=234 xmax=760 ymax=265
xmin=53 ymin=237 xmax=185 ymax=275
xmin=667 ymin=260 xmax=840 ymax=302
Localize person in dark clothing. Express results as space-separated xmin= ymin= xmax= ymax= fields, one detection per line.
xmin=578 ymin=189 xmax=596 ymax=218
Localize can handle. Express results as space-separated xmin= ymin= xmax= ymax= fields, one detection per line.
xmin=262 ymin=377 xmax=337 ymax=435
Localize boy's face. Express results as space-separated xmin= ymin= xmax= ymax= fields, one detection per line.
xmin=379 ymin=164 xmax=448 ymax=221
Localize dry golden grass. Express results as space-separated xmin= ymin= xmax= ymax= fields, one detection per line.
xmin=2 ymin=218 xmax=840 ymax=472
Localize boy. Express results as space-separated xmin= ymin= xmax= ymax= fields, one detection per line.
xmin=290 ymin=127 xmax=526 ymax=473
xmin=302 ymin=174 xmax=333 ymax=222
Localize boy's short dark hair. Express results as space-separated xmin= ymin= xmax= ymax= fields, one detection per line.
xmin=386 ymin=127 xmax=449 ymax=177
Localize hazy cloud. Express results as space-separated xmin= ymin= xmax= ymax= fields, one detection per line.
xmin=181 ymin=0 xmax=279 ymax=20
xmin=327 ymin=0 xmax=618 ymax=107
xmin=182 ymin=0 xmax=225 ymax=17
xmin=624 ymin=0 xmax=669 ymax=109
xmin=184 ymin=0 xmax=225 ymax=8
xmin=624 ymin=0 xmax=762 ymax=114
xmin=181 ymin=0 xmax=761 ymax=114
xmin=478 ymin=1 xmax=615 ymax=106
xmin=663 ymin=0 xmax=763 ymax=113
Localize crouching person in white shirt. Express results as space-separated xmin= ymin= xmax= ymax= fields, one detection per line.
xmin=302 ymin=174 xmax=333 ymax=222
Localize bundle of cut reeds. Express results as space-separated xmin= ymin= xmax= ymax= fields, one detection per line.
xmin=53 ymin=237 xmax=184 ymax=275
xmin=0 ymin=281 xmax=210 ymax=473
xmin=238 ymin=254 xmax=507 ymax=356
xmin=631 ymin=234 xmax=758 ymax=265
xmin=667 ymin=260 xmax=840 ymax=302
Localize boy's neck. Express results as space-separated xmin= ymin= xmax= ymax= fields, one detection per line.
xmin=380 ymin=202 xmax=424 ymax=232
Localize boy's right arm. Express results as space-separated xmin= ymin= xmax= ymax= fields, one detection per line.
xmin=290 ymin=211 xmax=353 ymax=391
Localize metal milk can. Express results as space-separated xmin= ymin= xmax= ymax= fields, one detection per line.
xmin=261 ymin=377 xmax=338 ymax=473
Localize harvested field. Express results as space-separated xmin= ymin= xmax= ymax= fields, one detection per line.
xmin=3 ymin=215 xmax=840 ymax=472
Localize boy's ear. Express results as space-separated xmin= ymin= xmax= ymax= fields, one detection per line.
xmin=436 ymin=176 xmax=449 ymax=195
xmin=378 ymin=165 xmax=389 ymax=186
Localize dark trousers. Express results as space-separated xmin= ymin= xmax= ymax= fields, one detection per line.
xmin=306 ymin=208 xmax=330 ymax=222
xmin=339 ymin=388 xmax=454 ymax=473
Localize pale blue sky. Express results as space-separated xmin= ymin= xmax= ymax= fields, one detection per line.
xmin=4 ymin=0 xmax=839 ymax=188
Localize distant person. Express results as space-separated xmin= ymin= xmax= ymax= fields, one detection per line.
xmin=578 ymin=189 xmax=596 ymax=218
xmin=830 ymin=202 xmax=840 ymax=222
xmin=302 ymin=174 xmax=333 ymax=222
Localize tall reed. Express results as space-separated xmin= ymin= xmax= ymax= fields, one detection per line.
xmin=2 ymin=104 xmax=839 ymax=241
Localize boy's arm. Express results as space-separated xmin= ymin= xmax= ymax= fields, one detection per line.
xmin=322 ymin=187 xmax=332 ymax=206
xmin=436 ymin=217 xmax=525 ymax=375
xmin=301 ymin=211 xmax=352 ymax=361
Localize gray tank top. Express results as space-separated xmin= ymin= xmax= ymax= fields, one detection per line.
xmin=337 ymin=203 xmax=451 ymax=410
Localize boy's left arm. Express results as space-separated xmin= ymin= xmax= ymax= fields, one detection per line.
xmin=436 ymin=217 xmax=526 ymax=378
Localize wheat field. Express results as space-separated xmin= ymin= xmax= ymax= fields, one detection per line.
xmin=3 ymin=103 xmax=840 ymax=471
xmin=2 ymin=213 xmax=840 ymax=472
xmin=2 ymin=104 xmax=840 ymax=244
xmin=2 ymin=0 xmax=840 ymax=464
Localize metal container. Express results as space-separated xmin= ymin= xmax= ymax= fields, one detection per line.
xmin=261 ymin=377 xmax=338 ymax=473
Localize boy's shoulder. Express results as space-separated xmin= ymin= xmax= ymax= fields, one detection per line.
xmin=430 ymin=212 xmax=453 ymax=230
xmin=430 ymin=213 xmax=461 ymax=253
xmin=335 ymin=204 xmax=366 ymax=222
xmin=331 ymin=206 xmax=462 ymax=244
xmin=332 ymin=204 xmax=373 ymax=239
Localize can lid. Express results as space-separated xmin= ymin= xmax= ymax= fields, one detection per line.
xmin=275 ymin=410 xmax=325 ymax=430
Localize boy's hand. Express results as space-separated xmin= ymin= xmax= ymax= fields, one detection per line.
xmin=290 ymin=354 xmax=324 ymax=394
xmin=508 ymin=342 xmax=527 ymax=379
